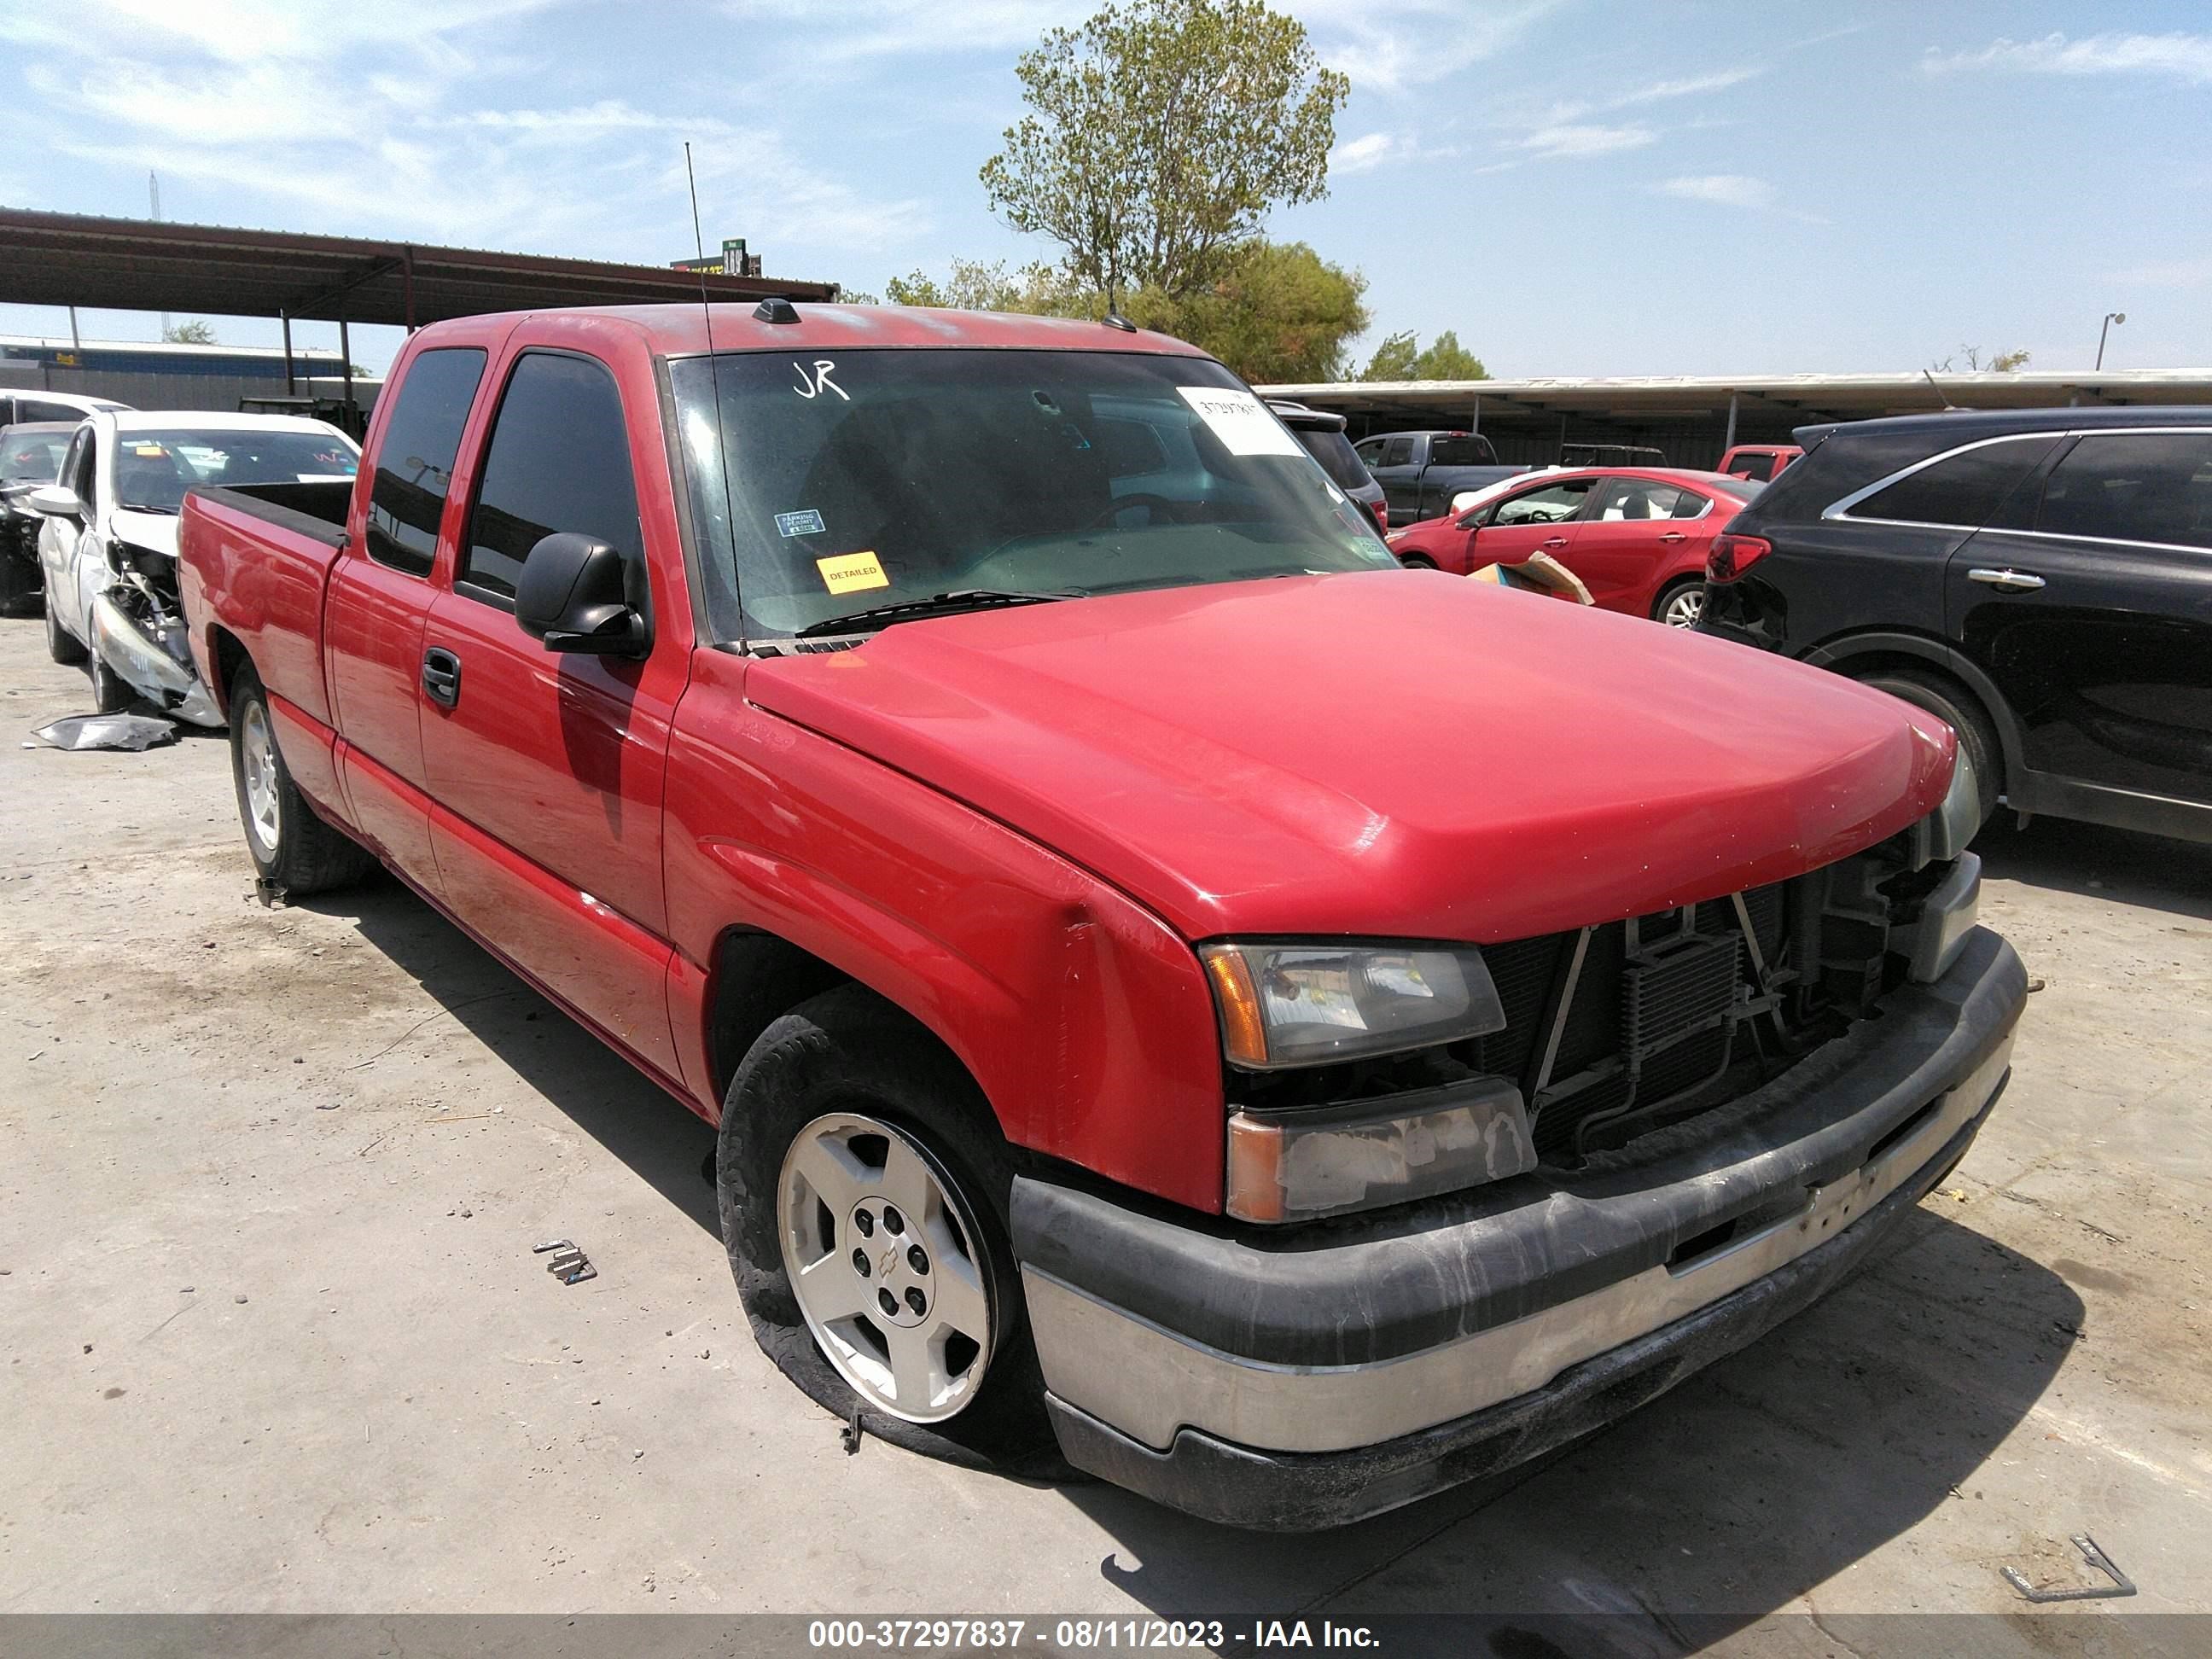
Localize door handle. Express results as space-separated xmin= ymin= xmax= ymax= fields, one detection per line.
xmin=422 ymin=646 xmax=462 ymax=707
xmin=1658 ymin=531 xmax=1688 ymax=544
xmin=1540 ymin=536 xmax=1569 ymax=550
xmin=1967 ymin=568 xmax=2046 ymax=592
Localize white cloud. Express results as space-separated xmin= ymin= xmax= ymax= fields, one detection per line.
xmin=1290 ymin=0 xmax=1566 ymax=94
xmin=17 ymin=1 xmax=928 ymax=272
xmin=1514 ymin=124 xmax=1656 ymax=160
xmin=1653 ymin=174 xmax=1827 ymax=224
xmin=1656 ymin=174 xmax=1776 ymax=210
xmin=1924 ymin=31 xmax=2212 ymax=85
xmin=1330 ymin=132 xmax=1400 ymax=175
xmin=1611 ymin=67 xmax=1762 ymax=106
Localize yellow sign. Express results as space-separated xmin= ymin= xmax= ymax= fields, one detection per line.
xmin=817 ymin=550 xmax=889 ymax=595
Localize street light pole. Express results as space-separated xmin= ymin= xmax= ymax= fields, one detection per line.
xmin=2095 ymin=311 xmax=2126 ymax=372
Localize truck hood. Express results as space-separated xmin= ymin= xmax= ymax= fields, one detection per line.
xmin=746 ymin=572 xmax=1953 ymax=943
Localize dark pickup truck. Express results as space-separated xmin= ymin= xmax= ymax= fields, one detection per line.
xmin=1353 ymin=428 xmax=1527 ymax=525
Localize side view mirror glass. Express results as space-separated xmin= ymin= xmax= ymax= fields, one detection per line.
xmin=515 ymin=532 xmax=649 ymax=657
xmin=28 ymin=485 xmax=82 ymax=517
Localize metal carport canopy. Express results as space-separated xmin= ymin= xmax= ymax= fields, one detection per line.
xmin=0 ymin=208 xmax=840 ymax=329
xmin=1258 ymin=368 xmax=2212 ymax=425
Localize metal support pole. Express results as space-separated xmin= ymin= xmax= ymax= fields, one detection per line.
xmin=1469 ymin=393 xmax=1481 ymax=434
xmin=281 ymin=311 xmax=294 ymax=394
xmin=1722 ymin=390 xmax=1738 ymax=454
xmin=402 ymin=247 xmax=417 ymax=333
xmin=340 ymin=317 xmax=354 ymax=409
xmin=67 ymin=306 xmax=81 ymax=351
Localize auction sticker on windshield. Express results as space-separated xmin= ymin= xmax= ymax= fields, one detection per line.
xmin=817 ymin=550 xmax=889 ymax=595
xmin=1175 ymin=386 xmax=1303 ymax=458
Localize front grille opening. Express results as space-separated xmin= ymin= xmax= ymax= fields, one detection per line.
xmin=1667 ymin=1217 xmax=1740 ymax=1271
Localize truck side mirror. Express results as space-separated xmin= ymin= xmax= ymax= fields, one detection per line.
xmin=27 ymin=485 xmax=82 ymax=518
xmin=515 ymin=533 xmax=649 ymax=657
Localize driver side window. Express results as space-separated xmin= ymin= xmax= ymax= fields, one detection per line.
xmin=68 ymin=430 xmax=96 ymax=504
xmin=1489 ymin=476 xmax=1598 ymax=527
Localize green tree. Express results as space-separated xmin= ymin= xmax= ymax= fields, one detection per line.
xmin=980 ymin=0 xmax=1348 ymax=304
xmin=1163 ymin=241 xmax=1367 ymax=381
xmin=878 ymin=241 xmax=1366 ymax=383
xmin=1930 ymin=345 xmax=2030 ymax=373
xmin=1358 ymin=329 xmax=1488 ymax=381
xmin=162 ymin=319 xmax=217 ymax=344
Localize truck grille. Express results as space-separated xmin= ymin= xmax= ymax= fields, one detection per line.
xmin=1468 ymin=879 xmax=1792 ymax=1160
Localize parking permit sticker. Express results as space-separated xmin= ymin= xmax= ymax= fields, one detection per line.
xmin=1175 ymin=386 xmax=1303 ymax=457
xmin=776 ymin=509 xmax=826 ymax=538
xmin=817 ymin=550 xmax=889 ymax=594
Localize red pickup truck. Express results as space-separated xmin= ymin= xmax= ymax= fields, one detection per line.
xmin=179 ymin=301 xmax=2024 ymax=1529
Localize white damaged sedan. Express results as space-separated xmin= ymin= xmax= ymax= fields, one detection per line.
xmin=33 ymin=411 xmax=358 ymax=725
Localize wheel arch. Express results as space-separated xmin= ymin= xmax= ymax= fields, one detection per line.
xmin=1803 ymin=630 xmax=2024 ymax=792
xmin=207 ymin=624 xmax=252 ymax=718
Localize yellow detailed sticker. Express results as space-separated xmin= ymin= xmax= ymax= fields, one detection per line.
xmin=132 ymin=445 xmax=169 ymax=457
xmin=817 ymin=550 xmax=889 ymax=594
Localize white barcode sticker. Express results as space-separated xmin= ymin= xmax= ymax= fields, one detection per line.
xmin=1175 ymin=385 xmax=1303 ymax=457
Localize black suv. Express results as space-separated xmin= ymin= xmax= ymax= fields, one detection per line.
xmin=1700 ymin=408 xmax=2212 ymax=845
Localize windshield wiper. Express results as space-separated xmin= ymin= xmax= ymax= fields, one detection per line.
xmin=793 ymin=587 xmax=1079 ymax=637
xmin=118 ymin=503 xmax=177 ymax=515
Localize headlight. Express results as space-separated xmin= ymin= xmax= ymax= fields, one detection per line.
xmin=1199 ymin=940 xmax=1507 ymax=1070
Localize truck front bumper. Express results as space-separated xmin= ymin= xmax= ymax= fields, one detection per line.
xmin=1011 ymin=927 xmax=2025 ymax=1530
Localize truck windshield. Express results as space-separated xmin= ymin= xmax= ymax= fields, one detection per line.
xmin=113 ymin=428 xmax=359 ymax=512
xmin=669 ymin=349 xmax=1396 ymax=641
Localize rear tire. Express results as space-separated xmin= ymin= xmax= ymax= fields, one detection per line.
xmin=1860 ymin=667 xmax=2000 ymax=830
xmin=719 ymin=984 xmax=1062 ymax=1476
xmin=45 ymin=600 xmax=86 ymax=665
xmin=1653 ymin=577 xmax=1705 ymax=628
xmin=229 ymin=667 xmax=375 ymax=895
xmin=1400 ymin=554 xmax=1437 ymax=570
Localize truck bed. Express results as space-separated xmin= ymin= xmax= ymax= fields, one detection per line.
xmin=178 ymin=483 xmax=352 ymax=736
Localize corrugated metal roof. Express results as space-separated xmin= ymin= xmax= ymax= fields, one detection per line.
xmin=0 ymin=209 xmax=839 ymax=329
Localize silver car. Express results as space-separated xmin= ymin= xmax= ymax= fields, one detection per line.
xmin=33 ymin=411 xmax=359 ymax=724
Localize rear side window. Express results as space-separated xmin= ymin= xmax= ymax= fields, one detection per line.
xmin=366 ymin=346 xmax=486 ymax=576
xmin=1379 ymin=435 xmax=1416 ymax=467
xmin=1429 ymin=435 xmax=1493 ymax=467
xmin=461 ymin=352 xmax=643 ymax=604
xmin=2036 ymin=432 xmax=2212 ymax=550
xmin=1726 ymin=452 xmax=1775 ymax=481
xmin=1845 ymin=435 xmax=2060 ymax=529
xmin=20 ymin=399 xmax=84 ymax=423
xmin=1295 ymin=428 xmax=1372 ymax=491
xmin=1595 ymin=480 xmax=1704 ymax=521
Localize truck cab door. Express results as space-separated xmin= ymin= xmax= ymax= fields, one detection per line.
xmin=1948 ymin=428 xmax=2212 ymax=813
xmin=1368 ymin=434 xmax=1421 ymax=526
xmin=416 ymin=343 xmax=689 ymax=1078
xmin=326 ymin=344 xmax=495 ymax=894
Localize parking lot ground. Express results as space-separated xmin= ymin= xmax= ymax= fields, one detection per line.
xmin=2 ymin=616 xmax=2209 ymax=1644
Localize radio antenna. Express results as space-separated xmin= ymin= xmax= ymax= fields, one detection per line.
xmin=684 ymin=141 xmax=749 ymax=649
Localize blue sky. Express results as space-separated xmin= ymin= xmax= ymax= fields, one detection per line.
xmin=3 ymin=1 xmax=2208 ymax=379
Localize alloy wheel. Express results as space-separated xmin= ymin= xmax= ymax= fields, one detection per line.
xmin=1662 ymin=586 xmax=1705 ymax=627
xmin=777 ymin=1111 xmax=995 ymax=1423
xmin=240 ymin=699 xmax=282 ymax=855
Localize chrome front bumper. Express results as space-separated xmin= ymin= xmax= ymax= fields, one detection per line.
xmin=1013 ymin=928 xmax=2026 ymax=1526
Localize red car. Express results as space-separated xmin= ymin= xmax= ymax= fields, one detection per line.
xmin=178 ymin=303 xmax=2016 ymax=1529
xmin=1386 ymin=466 xmax=1762 ymax=626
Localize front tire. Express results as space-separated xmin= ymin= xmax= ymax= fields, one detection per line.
xmin=1654 ymin=578 xmax=1706 ymax=628
xmin=719 ymin=984 xmax=1060 ymax=1474
xmin=1861 ymin=667 xmax=2000 ymax=830
xmin=90 ymin=648 xmax=135 ymax=713
xmin=229 ymin=667 xmax=376 ymax=894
